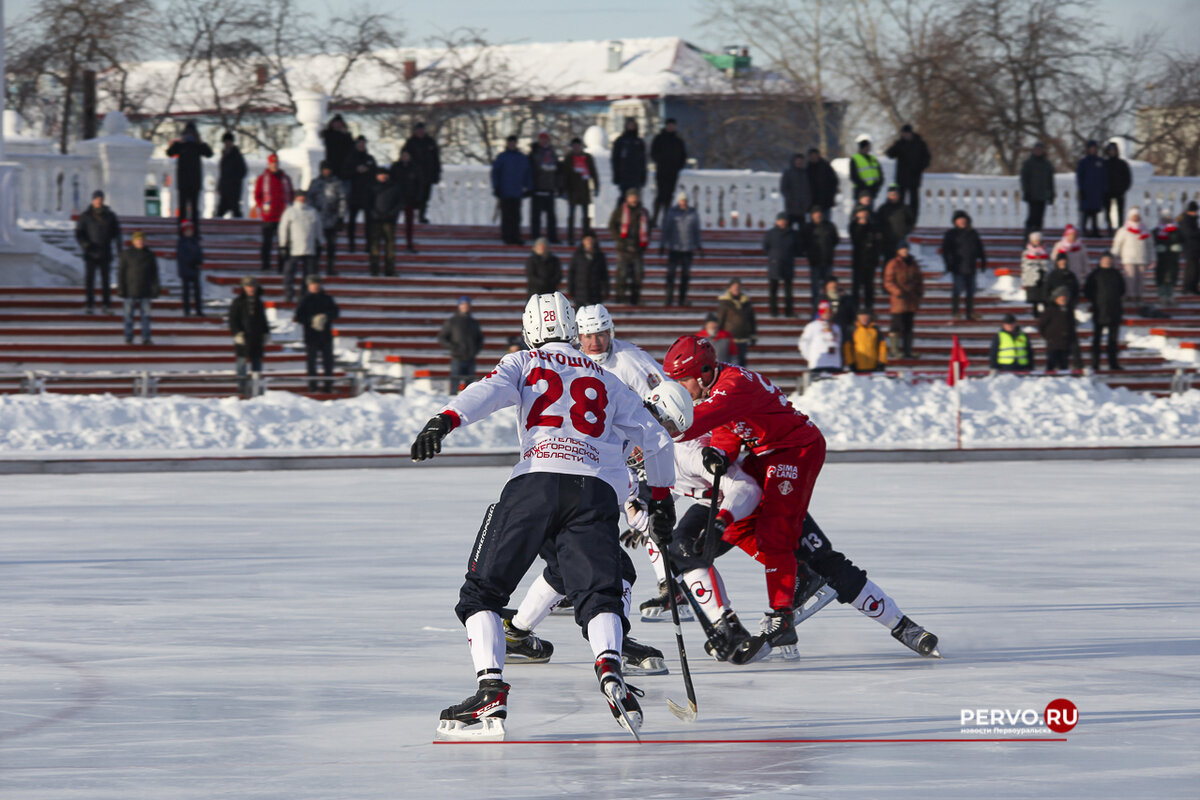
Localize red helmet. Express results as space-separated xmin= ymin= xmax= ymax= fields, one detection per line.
xmin=663 ymin=334 xmax=717 ymax=381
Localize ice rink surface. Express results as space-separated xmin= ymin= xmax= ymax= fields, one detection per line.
xmin=2 ymin=461 xmax=1198 ymax=799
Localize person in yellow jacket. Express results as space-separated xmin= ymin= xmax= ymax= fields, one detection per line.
xmin=850 ymin=135 xmax=884 ymax=208
xmin=843 ymin=310 xmax=888 ymax=373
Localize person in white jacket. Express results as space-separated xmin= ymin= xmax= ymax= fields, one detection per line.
xmin=277 ymin=192 xmax=325 ymax=302
xmin=799 ymin=300 xmax=843 ymax=375
xmin=1110 ymin=207 xmax=1154 ymax=307
xmin=1051 ymin=223 xmax=1090 ymax=284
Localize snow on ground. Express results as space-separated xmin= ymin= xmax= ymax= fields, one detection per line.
xmin=0 ymin=375 xmax=1198 ymax=457
xmin=2 ymin=462 xmax=1197 ymax=799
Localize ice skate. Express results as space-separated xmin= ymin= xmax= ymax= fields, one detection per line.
xmin=622 ymin=635 xmax=668 ymax=676
xmin=703 ymin=610 xmax=762 ymax=664
xmin=595 ymin=652 xmax=644 ymax=739
xmin=891 ymin=615 xmax=941 ymax=658
xmin=638 ymin=580 xmax=694 ymax=623
xmin=435 ymin=679 xmax=509 ymax=740
xmin=548 ymin=596 xmax=574 ymax=616
xmin=503 ymin=617 xmax=554 ymax=664
xmin=745 ymin=608 xmax=800 ymax=662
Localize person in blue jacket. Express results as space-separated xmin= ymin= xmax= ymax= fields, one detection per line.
xmin=1076 ymin=139 xmax=1106 ymax=238
xmin=492 ymin=135 xmax=533 ymax=245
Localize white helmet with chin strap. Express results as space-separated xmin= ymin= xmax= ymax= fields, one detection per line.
xmin=644 ymin=380 xmax=694 ymax=437
xmin=522 ymin=292 xmax=577 ymax=349
xmin=576 ymin=303 xmax=615 ymax=364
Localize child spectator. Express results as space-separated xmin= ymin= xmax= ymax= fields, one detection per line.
xmin=1051 ymin=223 xmax=1089 ymax=283
xmin=1044 ymin=252 xmax=1080 ymax=308
xmin=1021 ymin=231 xmax=1050 ymax=317
xmin=843 ymin=310 xmax=888 ymax=373
xmin=1038 ymin=287 xmax=1082 ymax=372
xmin=175 ymin=221 xmax=204 ymax=317
xmin=987 ymin=313 xmax=1034 ymax=373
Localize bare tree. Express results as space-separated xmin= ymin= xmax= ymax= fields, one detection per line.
xmin=1136 ymin=53 xmax=1200 ymax=176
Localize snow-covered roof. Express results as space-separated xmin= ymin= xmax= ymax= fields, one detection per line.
xmin=105 ymin=37 xmax=790 ymax=117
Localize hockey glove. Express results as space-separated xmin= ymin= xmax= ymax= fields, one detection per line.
xmin=700 ymin=446 xmax=730 ymax=477
xmin=622 ymin=497 xmax=650 ymax=539
xmin=647 ymin=496 xmax=676 ymax=548
xmin=619 ymin=527 xmax=648 ymax=550
xmin=410 ymin=413 xmax=454 ymax=462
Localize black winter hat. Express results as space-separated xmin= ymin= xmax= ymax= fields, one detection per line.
xmin=319 ymin=160 xmax=330 ymax=170
xmin=776 ymin=212 xmax=788 ymax=221
xmin=1086 ymin=139 xmax=1099 ymax=148
xmin=953 ymin=210 xmax=971 ymax=222
xmin=1002 ymin=313 xmax=1017 ymax=324
xmin=901 ymin=124 xmax=913 ymax=133
xmin=570 ymin=137 xmax=583 ymax=145
xmin=330 ymin=114 xmax=345 ymax=125
xmin=92 ymin=189 xmax=105 ymax=200
xmin=1188 ymin=201 xmax=1199 ymax=212
xmin=356 ymin=135 xmax=367 ymax=143
xmin=222 ymin=131 xmax=235 ymax=143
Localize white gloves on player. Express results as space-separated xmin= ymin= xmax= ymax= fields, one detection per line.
xmin=620 ymin=498 xmax=650 ymax=548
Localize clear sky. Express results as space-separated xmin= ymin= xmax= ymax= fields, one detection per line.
xmin=5 ymin=0 xmax=1197 ymax=53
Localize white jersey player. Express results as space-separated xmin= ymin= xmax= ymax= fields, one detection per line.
xmin=410 ymin=292 xmax=677 ymax=740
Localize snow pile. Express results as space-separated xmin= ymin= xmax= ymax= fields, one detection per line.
xmin=0 ymin=375 xmax=1197 ymax=456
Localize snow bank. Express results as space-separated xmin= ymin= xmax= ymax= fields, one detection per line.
xmin=0 ymin=375 xmax=1198 ymax=456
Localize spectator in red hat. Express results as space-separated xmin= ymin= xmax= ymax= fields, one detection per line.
xmin=253 ymin=154 xmax=294 ymax=273
xmin=799 ymin=300 xmax=843 ymax=375
xmin=175 ymin=220 xmax=204 ymax=316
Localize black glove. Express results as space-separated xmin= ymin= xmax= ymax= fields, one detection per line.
xmin=410 ymin=413 xmax=453 ymax=462
xmin=648 ymin=496 xmax=676 ymax=547
xmin=700 ymin=446 xmax=729 ymax=477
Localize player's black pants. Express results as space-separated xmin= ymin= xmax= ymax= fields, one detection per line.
xmin=456 ymin=472 xmax=628 ymax=634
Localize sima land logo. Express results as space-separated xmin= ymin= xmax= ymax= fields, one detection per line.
xmin=960 ymin=699 xmax=1078 ymax=735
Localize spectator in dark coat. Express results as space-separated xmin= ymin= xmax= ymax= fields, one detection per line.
xmin=75 ymin=190 xmax=122 ymax=313
xmin=369 ymin=169 xmax=403 ymax=277
xmin=941 ymin=210 xmax=988 ymax=319
xmin=341 ymin=136 xmax=377 ymax=253
xmin=1038 ymin=287 xmax=1082 ymax=372
xmin=401 ymin=122 xmax=441 ymax=223
xmin=293 ymin=275 xmax=340 ymax=392
xmin=559 ymin=137 xmax=599 ymax=245
xmin=320 ymin=115 xmax=355 ymax=185
xmin=1180 ymin=201 xmax=1200 ymax=295
xmin=438 ymin=295 xmax=485 ymax=393
xmin=762 ymin=212 xmax=799 ymax=317
xmin=491 ymin=135 xmax=532 ymax=245
xmin=1044 ymin=252 xmax=1081 ymax=308
xmin=849 ymin=205 xmax=884 ymax=310
xmin=216 ymin=132 xmax=247 ymax=218
xmin=528 ymin=132 xmax=561 ymax=243
xmin=307 ymin=161 xmax=349 ymax=275
xmin=607 ymin=188 xmax=651 ymax=305
xmin=1084 ymin=253 xmax=1126 ymax=371
xmin=612 ymin=118 xmax=647 ymax=195
xmin=988 ymin=313 xmax=1034 ymax=372
xmin=885 ymin=124 xmax=932 ymax=221
xmin=820 ymin=277 xmax=857 ymax=340
xmin=650 ymin=118 xmax=688 ymax=226
xmin=165 ymin=121 xmax=213 ymax=232
xmin=1102 ymin=142 xmax=1132 ymax=236
xmin=1020 ymin=142 xmax=1056 ymax=237
xmin=801 ymin=206 xmax=841 ymax=316
xmin=117 ymin=231 xmax=161 ymax=345
xmin=389 ymin=150 xmax=424 ymax=253
xmin=525 ymin=238 xmax=563 ymax=296
xmin=567 ymin=232 xmax=609 ymax=305
xmin=807 ymin=149 xmax=839 ymax=220
xmin=1076 ymin=139 xmax=1106 ymax=237
xmin=1153 ymin=212 xmax=1183 ymax=308
xmin=876 ymin=185 xmax=915 ymax=260
xmin=780 ymin=153 xmax=812 ymax=230
xmin=660 ymin=192 xmax=702 ymax=306
xmin=716 ymin=278 xmax=757 ymax=367
xmin=175 ymin=220 xmax=204 ymax=317
xmin=229 ymin=276 xmax=269 ymax=397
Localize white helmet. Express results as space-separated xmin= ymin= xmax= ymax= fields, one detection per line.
xmin=577 ymin=304 xmax=615 ymax=364
xmin=523 ymin=292 xmax=577 ymax=349
xmin=644 ymin=381 xmax=693 ymax=437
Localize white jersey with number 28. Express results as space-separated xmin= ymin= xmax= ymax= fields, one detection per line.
xmin=444 ymin=341 xmax=675 ymax=499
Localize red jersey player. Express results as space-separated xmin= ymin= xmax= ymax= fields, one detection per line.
xmin=662 ymin=334 xmax=826 ymax=654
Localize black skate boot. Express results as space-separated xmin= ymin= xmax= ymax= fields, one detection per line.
xmin=622 ymin=635 xmax=668 ymax=676
xmin=638 ymin=580 xmax=694 ymax=623
xmin=793 ymin=562 xmax=837 ymax=625
xmin=503 ymin=617 xmax=554 ymax=664
xmin=436 ymin=679 xmax=509 ymax=739
xmin=736 ymin=608 xmax=800 ymax=663
xmin=891 ymin=615 xmax=941 ymax=657
xmin=548 ymin=596 xmax=574 ymax=616
xmin=595 ymin=651 xmax=644 ymax=737
xmin=703 ymin=610 xmax=758 ymax=663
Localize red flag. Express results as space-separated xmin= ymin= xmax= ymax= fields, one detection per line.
xmin=948 ymin=335 xmax=970 ymax=386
